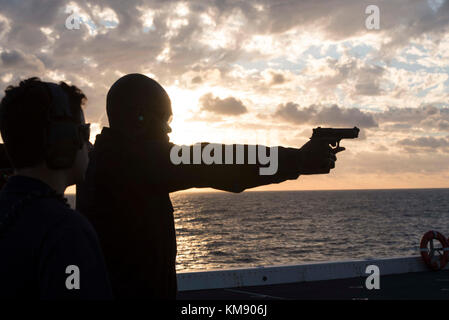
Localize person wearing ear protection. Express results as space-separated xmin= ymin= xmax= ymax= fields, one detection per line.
xmin=0 ymin=78 xmax=112 ymax=299
xmin=76 ymin=73 xmax=343 ymax=299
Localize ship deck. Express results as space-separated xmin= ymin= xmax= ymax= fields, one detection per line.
xmin=177 ymin=269 xmax=449 ymax=300
xmin=176 ymin=256 xmax=449 ymax=300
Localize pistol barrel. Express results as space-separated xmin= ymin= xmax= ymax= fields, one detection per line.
xmin=311 ymin=127 xmax=360 ymax=140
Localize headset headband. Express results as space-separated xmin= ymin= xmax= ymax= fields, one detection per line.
xmin=44 ymin=82 xmax=73 ymax=119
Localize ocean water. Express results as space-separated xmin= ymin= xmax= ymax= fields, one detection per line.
xmin=68 ymin=189 xmax=449 ymax=272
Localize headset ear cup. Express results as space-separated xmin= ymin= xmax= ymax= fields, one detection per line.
xmin=45 ymin=122 xmax=80 ymax=169
xmin=43 ymin=82 xmax=82 ymax=169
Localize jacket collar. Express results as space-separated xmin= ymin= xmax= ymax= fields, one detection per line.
xmin=2 ymin=175 xmax=58 ymax=196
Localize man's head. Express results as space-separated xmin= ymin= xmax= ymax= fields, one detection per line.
xmin=106 ymin=73 xmax=172 ymax=140
xmin=0 ymin=77 xmax=90 ymax=186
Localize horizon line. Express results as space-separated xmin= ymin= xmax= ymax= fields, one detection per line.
xmin=65 ymin=186 xmax=449 ymax=195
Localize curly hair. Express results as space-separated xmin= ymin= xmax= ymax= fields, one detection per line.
xmin=0 ymin=77 xmax=87 ymax=169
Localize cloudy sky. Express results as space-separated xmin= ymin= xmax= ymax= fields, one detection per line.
xmin=1 ymin=0 xmax=449 ymax=191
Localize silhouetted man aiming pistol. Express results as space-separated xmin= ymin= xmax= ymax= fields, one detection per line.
xmin=76 ymin=73 xmax=358 ymax=299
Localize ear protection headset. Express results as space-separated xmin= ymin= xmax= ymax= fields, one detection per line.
xmin=0 ymin=83 xmax=82 ymax=238
xmin=44 ymin=82 xmax=89 ymax=169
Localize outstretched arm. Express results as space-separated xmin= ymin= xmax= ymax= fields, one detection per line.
xmin=164 ymin=143 xmax=301 ymax=193
xmin=132 ymin=140 xmax=341 ymax=193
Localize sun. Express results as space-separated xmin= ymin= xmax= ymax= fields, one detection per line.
xmin=165 ymin=85 xmax=255 ymax=146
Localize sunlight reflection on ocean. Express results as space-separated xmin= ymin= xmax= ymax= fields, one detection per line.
xmin=170 ymin=189 xmax=449 ymax=272
xmin=68 ymin=189 xmax=449 ymax=272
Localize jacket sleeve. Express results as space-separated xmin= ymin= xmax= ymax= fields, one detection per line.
xmin=133 ymin=142 xmax=302 ymax=193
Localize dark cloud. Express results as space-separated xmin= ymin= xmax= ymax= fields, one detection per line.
xmin=1 ymin=50 xmax=23 ymax=65
xmin=274 ymin=103 xmax=378 ymax=128
xmin=191 ymin=76 xmax=202 ymax=84
xmin=273 ymin=103 xmax=449 ymax=135
xmin=374 ymin=105 xmax=449 ymax=132
xmin=264 ymin=0 xmax=449 ymax=54
xmin=199 ymin=93 xmax=248 ymax=115
xmin=378 ymin=0 xmax=449 ymax=56
xmin=269 ymin=71 xmax=286 ymax=85
xmin=0 ymin=49 xmax=45 ymax=72
xmin=375 ymin=105 xmax=439 ymax=123
xmin=397 ymin=136 xmax=449 ymax=153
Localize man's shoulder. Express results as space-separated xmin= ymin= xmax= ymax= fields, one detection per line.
xmin=29 ymin=197 xmax=96 ymax=236
xmin=88 ymin=137 xmax=172 ymax=177
xmin=0 ymin=192 xmax=98 ymax=247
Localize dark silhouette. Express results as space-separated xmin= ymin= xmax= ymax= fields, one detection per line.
xmin=0 ymin=78 xmax=112 ymax=299
xmin=76 ymin=73 xmax=344 ymax=299
xmin=0 ymin=144 xmax=13 ymax=189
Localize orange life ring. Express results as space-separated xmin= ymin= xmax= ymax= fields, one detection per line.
xmin=420 ymin=230 xmax=449 ymax=270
